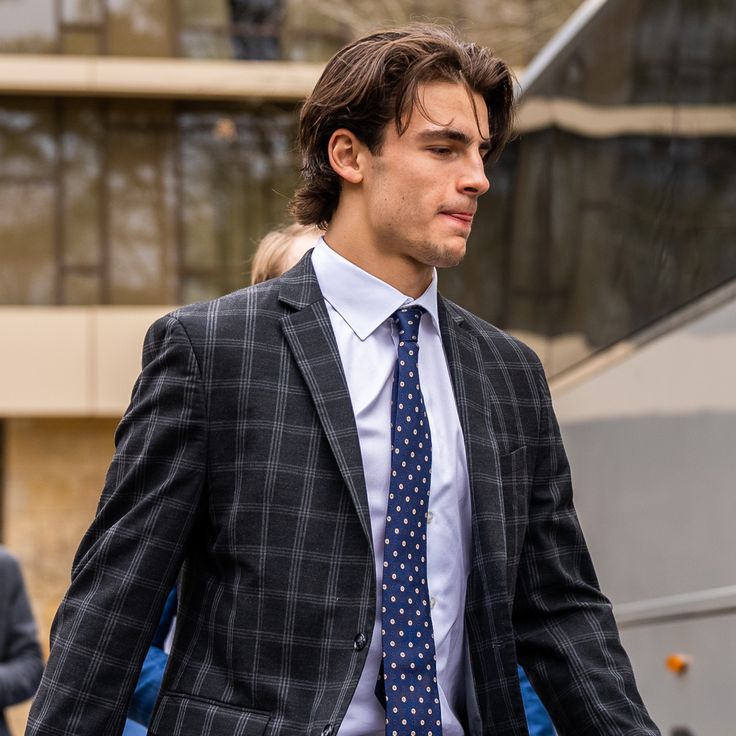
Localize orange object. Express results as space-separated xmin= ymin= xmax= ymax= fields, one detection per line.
xmin=665 ymin=653 xmax=691 ymax=675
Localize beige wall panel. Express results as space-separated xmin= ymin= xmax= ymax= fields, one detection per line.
xmin=0 ymin=308 xmax=90 ymax=414
xmin=93 ymin=307 xmax=174 ymax=414
xmin=0 ymin=55 xmax=323 ymax=100
xmin=0 ymin=307 xmax=176 ymax=416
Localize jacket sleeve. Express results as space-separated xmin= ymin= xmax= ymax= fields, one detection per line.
xmin=0 ymin=553 xmax=44 ymax=708
xmin=512 ymin=367 xmax=660 ymax=735
xmin=25 ymin=315 xmax=207 ymax=736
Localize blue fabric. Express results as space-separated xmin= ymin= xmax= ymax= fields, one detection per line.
xmin=151 ymin=588 xmax=177 ymax=650
xmin=518 ymin=667 xmax=555 ymax=736
xmin=122 ymin=718 xmax=147 ymax=736
xmin=381 ymin=307 xmax=441 ymax=735
xmin=126 ymin=588 xmax=177 ymax=728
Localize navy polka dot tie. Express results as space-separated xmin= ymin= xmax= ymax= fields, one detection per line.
xmin=380 ymin=306 xmax=442 ymax=736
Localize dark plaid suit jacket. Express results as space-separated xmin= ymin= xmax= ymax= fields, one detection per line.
xmin=26 ymin=255 xmax=659 ymax=736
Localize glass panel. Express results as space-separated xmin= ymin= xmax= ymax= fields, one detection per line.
xmin=107 ymin=0 xmax=174 ymax=56
xmin=460 ymin=129 xmax=736 ymax=375
xmin=179 ymin=29 xmax=234 ymax=59
xmin=228 ymin=0 xmax=281 ymax=59
xmin=61 ymin=29 xmax=102 ymax=55
xmin=178 ymin=103 xmax=299 ymax=299
xmin=106 ymin=102 xmax=177 ymax=303
xmin=459 ymin=0 xmax=736 ymax=376
xmin=531 ymin=0 xmax=736 ymax=105
xmin=0 ymin=100 xmax=56 ymax=179
xmin=62 ymin=102 xmax=102 ymax=269
xmin=178 ymin=0 xmax=281 ymax=59
xmin=61 ymin=0 xmax=103 ymax=23
xmin=0 ymin=182 xmax=56 ymax=305
xmin=63 ymin=272 xmax=102 ymax=305
xmin=0 ymin=0 xmax=56 ymax=53
xmin=179 ymin=0 xmax=229 ymax=25
xmin=180 ymin=272 xmax=220 ymax=305
xmin=278 ymin=0 xmax=346 ymax=63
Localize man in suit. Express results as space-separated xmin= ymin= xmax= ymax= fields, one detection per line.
xmin=26 ymin=25 xmax=659 ymax=736
xmin=0 ymin=547 xmax=44 ymax=736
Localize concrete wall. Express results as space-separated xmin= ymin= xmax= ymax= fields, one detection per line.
xmin=3 ymin=417 xmax=118 ymax=734
xmin=553 ymin=294 xmax=736 ymax=735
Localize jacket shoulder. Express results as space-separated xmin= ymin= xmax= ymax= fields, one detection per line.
xmin=173 ymin=279 xmax=282 ymax=320
xmin=441 ymin=297 xmax=544 ymax=370
xmin=0 ymin=545 xmax=21 ymax=573
xmin=145 ymin=279 xmax=286 ymax=342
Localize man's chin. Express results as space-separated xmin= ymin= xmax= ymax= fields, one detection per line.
xmin=433 ymin=240 xmax=467 ymax=269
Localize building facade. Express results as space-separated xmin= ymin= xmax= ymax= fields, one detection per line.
xmin=3 ymin=0 xmax=734 ymax=733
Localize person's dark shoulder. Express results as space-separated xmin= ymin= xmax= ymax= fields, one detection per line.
xmin=0 ymin=545 xmax=23 ymax=587
xmin=440 ymin=297 xmax=544 ymax=372
xmin=0 ymin=545 xmax=19 ymax=569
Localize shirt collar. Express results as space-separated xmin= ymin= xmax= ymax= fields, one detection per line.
xmin=311 ymin=237 xmax=440 ymax=341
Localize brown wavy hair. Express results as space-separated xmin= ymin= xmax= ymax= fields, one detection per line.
xmin=290 ymin=24 xmax=516 ymax=228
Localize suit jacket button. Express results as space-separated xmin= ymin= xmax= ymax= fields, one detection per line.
xmin=321 ymin=724 xmax=333 ymax=736
xmin=353 ymin=632 xmax=367 ymax=651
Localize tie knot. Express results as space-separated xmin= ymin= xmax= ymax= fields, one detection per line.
xmin=392 ymin=306 xmax=425 ymax=344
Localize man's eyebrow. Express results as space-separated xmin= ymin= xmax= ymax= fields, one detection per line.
xmin=416 ymin=127 xmax=492 ymax=151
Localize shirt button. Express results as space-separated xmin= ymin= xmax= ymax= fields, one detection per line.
xmin=430 ymin=597 xmax=436 ymax=609
xmin=321 ymin=725 xmax=333 ymax=736
xmin=426 ymin=511 xmax=434 ymax=523
xmin=353 ymin=632 xmax=367 ymax=651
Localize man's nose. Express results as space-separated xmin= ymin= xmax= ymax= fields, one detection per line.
xmin=460 ymin=157 xmax=490 ymax=196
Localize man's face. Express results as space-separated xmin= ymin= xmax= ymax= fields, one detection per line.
xmin=361 ymin=81 xmax=491 ymax=273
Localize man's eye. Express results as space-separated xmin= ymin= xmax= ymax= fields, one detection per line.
xmin=429 ymin=147 xmax=451 ymax=156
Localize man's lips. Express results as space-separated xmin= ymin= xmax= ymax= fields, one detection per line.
xmin=440 ymin=211 xmax=475 ymax=227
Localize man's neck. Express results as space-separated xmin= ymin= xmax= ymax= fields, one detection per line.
xmin=324 ymin=221 xmax=433 ymax=299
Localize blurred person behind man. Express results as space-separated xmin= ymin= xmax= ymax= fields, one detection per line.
xmin=27 ymin=24 xmax=659 ymax=736
xmin=0 ymin=546 xmax=43 ymax=736
xmin=250 ymin=223 xmax=322 ymax=284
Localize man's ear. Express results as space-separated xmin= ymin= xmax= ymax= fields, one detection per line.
xmin=327 ymin=128 xmax=366 ymax=184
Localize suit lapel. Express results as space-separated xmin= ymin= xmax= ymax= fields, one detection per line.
xmin=438 ymin=298 xmax=511 ymax=629
xmin=278 ymin=257 xmax=372 ymax=546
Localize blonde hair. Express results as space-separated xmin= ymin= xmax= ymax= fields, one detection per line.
xmin=250 ymin=223 xmax=321 ymax=285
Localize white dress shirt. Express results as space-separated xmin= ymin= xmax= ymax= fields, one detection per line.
xmin=311 ymin=238 xmax=472 ymax=736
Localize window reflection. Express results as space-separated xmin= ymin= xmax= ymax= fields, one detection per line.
xmin=0 ymin=101 xmax=56 ymax=179
xmin=61 ymin=30 xmax=102 ymax=55
xmin=0 ymin=0 xmax=287 ymax=59
xmin=107 ymin=0 xmax=175 ymax=56
xmin=0 ymin=98 xmax=299 ymax=306
xmin=459 ymin=0 xmax=736 ymax=376
xmin=0 ymin=0 xmax=56 ymax=53
xmin=0 ymin=182 xmax=56 ymax=304
xmin=62 ymin=0 xmax=104 ymax=24
xmin=62 ymin=104 xmax=102 ymax=272
xmin=0 ymin=99 xmax=57 ymax=305
xmin=179 ymin=104 xmax=299 ymax=301
xmin=107 ymin=102 xmax=177 ymax=303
